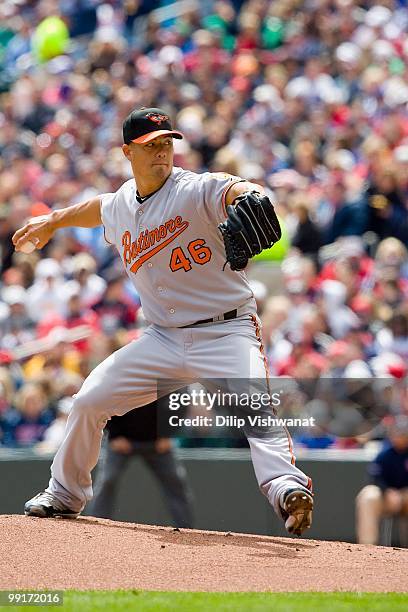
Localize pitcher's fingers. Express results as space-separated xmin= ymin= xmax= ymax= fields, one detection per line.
xmin=12 ymin=226 xmax=30 ymax=245
xmin=14 ymin=233 xmax=30 ymax=249
xmin=15 ymin=231 xmax=37 ymax=250
xmin=34 ymin=237 xmax=46 ymax=249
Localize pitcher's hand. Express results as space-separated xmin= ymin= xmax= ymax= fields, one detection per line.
xmin=12 ymin=215 xmax=56 ymax=252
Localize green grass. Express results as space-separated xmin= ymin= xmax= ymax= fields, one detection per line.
xmin=1 ymin=591 xmax=407 ymax=612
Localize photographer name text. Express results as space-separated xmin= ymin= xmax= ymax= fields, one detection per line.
xmin=168 ymin=415 xmax=316 ymax=428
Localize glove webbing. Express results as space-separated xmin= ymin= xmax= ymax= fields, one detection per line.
xmin=219 ymin=191 xmax=281 ymax=271
xmin=234 ymin=192 xmax=281 ymax=254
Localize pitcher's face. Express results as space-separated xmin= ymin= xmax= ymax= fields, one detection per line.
xmin=123 ymin=135 xmax=174 ymax=183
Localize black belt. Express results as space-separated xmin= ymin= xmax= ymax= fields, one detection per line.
xmin=180 ymin=309 xmax=238 ymax=328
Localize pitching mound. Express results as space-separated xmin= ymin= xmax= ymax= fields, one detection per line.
xmin=1 ymin=514 xmax=407 ymax=592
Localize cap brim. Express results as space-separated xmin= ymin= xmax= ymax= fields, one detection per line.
xmin=131 ymin=130 xmax=183 ymax=144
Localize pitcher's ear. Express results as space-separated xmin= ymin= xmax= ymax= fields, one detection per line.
xmin=122 ymin=144 xmax=131 ymax=160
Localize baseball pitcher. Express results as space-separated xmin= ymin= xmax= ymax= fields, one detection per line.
xmin=13 ymin=107 xmax=313 ymax=536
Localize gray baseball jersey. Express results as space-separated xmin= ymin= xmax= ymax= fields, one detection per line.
xmin=100 ymin=167 xmax=256 ymax=326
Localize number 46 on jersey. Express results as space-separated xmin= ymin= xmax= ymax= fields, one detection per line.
xmin=170 ymin=239 xmax=212 ymax=272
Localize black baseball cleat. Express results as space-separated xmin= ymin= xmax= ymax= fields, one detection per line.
xmin=280 ymin=488 xmax=314 ymax=537
xmin=24 ymin=491 xmax=81 ymax=518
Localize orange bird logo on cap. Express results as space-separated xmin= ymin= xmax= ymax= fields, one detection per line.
xmin=146 ymin=113 xmax=169 ymax=125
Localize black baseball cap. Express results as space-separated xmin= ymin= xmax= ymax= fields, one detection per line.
xmin=123 ymin=107 xmax=183 ymax=145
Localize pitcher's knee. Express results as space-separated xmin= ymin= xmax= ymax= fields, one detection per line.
xmin=71 ymin=388 xmax=112 ymax=421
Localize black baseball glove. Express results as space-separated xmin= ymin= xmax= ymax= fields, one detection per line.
xmin=218 ymin=191 xmax=282 ymax=271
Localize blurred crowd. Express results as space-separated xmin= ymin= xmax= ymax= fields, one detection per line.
xmin=0 ymin=0 xmax=407 ymax=450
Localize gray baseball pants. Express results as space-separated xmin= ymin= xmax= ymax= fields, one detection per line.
xmin=45 ymin=314 xmax=311 ymax=515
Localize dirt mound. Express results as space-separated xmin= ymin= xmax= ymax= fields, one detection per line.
xmin=1 ymin=514 xmax=406 ymax=592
